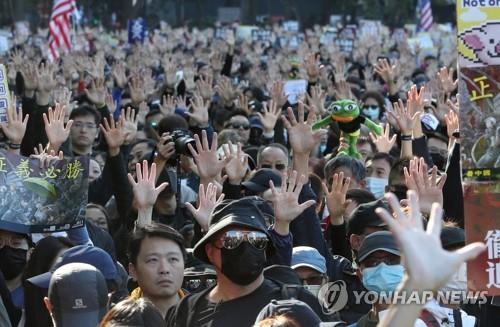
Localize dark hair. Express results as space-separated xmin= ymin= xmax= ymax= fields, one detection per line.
xmin=360 ymin=91 xmax=386 ymax=117
xmin=69 ymin=105 xmax=101 ymax=125
xmin=128 ymin=223 xmax=186 ymax=265
xmin=257 ymin=143 xmax=290 ymax=165
xmin=99 ymin=298 xmax=166 ymax=327
xmin=346 ymin=189 xmax=376 ymax=205
xmin=130 ymin=139 xmax=157 ymax=151
xmin=157 ymin=114 xmax=189 ymax=136
xmin=324 ymin=156 xmax=365 ymax=183
xmin=225 ymin=109 xmax=249 ymax=123
xmin=368 ymin=152 xmax=395 ymax=169
xmin=357 ymin=136 xmax=376 ymax=154
xmin=23 ymin=237 xmax=74 ymax=327
xmin=144 ymin=108 xmax=163 ymax=121
xmin=388 ymin=158 xmax=411 ymax=186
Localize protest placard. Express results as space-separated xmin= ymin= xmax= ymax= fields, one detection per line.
xmin=284 ymin=79 xmax=307 ymax=105
xmin=0 ymin=64 xmax=10 ymax=123
xmin=458 ymin=1 xmax=500 ymax=296
xmin=0 ymin=150 xmax=89 ymax=233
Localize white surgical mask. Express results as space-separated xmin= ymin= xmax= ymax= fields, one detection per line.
xmin=363 ymin=107 xmax=380 ymax=120
xmin=304 ymin=284 xmax=322 ymax=297
xmin=365 ymin=177 xmax=388 ymax=199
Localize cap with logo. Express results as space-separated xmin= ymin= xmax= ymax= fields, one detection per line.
xmin=48 ymin=262 xmax=108 ymax=327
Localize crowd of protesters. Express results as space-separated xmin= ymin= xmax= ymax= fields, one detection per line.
xmin=0 ymin=19 xmax=495 ymax=327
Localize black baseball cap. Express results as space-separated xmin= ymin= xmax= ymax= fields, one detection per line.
xmin=193 ymin=197 xmax=275 ymax=263
xmin=242 ymin=168 xmax=282 ymax=193
xmin=347 ymin=199 xmax=389 ymax=237
xmin=357 ymin=231 xmax=400 ymax=263
xmin=440 ymin=226 xmax=465 ymax=250
xmin=48 ymin=263 xmax=108 ymax=327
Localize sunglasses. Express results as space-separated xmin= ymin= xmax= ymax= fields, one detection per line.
xmin=183 ymin=277 xmax=217 ymax=293
xmin=299 ymin=274 xmax=327 ymax=286
xmin=362 ymin=256 xmax=400 ymax=268
xmin=261 ymin=163 xmax=287 ymax=171
xmin=216 ymin=230 xmax=268 ymax=250
xmin=228 ymin=123 xmax=250 ymax=130
xmin=362 ymin=105 xmax=378 ymax=110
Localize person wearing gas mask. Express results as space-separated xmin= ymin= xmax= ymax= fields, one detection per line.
xmin=165 ymin=173 xmax=332 ymax=326
xmin=354 ymin=230 xmax=427 ymax=326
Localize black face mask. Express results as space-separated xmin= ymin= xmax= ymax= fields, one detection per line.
xmin=221 ymin=242 xmax=266 ymax=286
xmin=430 ymin=152 xmax=447 ymax=171
xmin=0 ymin=246 xmax=27 ymax=280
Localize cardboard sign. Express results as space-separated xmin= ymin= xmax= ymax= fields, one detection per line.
xmin=0 ymin=150 xmax=89 ymax=233
xmin=0 ymin=65 xmax=10 ymax=123
xmin=284 ymin=79 xmax=307 ymax=105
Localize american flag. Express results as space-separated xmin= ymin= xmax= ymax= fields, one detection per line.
xmin=48 ymin=0 xmax=76 ymax=61
xmin=417 ymin=0 xmax=433 ymax=31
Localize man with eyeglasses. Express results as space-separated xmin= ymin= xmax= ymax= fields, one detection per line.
xmin=224 ymin=112 xmax=251 ymax=144
xmin=291 ymin=246 xmax=328 ymax=298
xmin=166 ymin=184 xmax=331 ymax=326
xmin=68 ymin=106 xmax=101 ymax=156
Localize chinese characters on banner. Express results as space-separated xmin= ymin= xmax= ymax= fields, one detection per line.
xmin=0 ymin=64 xmax=11 ymax=123
xmin=0 ymin=150 xmax=89 ymax=233
xmin=457 ymin=1 xmax=500 ymax=296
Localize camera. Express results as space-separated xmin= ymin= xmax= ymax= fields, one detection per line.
xmin=171 ymin=129 xmax=196 ymax=157
xmin=248 ymin=100 xmax=263 ymax=114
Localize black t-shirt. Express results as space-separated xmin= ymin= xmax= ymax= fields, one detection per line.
xmin=166 ymin=278 xmax=327 ymax=327
xmin=337 ymin=116 xmax=365 ymax=134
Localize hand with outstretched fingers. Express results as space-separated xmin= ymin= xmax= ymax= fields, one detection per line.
xmin=185 ymin=183 xmax=225 ymax=232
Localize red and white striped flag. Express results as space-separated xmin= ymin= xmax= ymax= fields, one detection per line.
xmin=48 ymin=0 xmax=76 ymax=62
xmin=417 ymin=0 xmax=433 ymax=32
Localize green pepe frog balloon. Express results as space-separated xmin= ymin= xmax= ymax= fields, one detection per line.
xmin=312 ymin=99 xmax=382 ymax=159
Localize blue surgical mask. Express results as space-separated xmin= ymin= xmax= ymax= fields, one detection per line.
xmin=362 ymin=263 xmax=404 ymax=293
xmin=362 ymin=106 xmax=380 ymax=120
xmin=365 ymin=177 xmax=388 ymax=199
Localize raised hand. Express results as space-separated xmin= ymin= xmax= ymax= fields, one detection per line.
xmin=256 ymin=100 xmax=281 ymax=134
xmin=112 ymin=61 xmax=128 ymax=89
xmin=373 ymin=58 xmax=396 ymax=85
xmin=282 ymin=102 xmax=325 ymax=155
xmin=188 ymin=130 xmax=230 ymax=182
xmin=188 ymin=94 xmax=209 ymax=127
xmin=19 ymin=62 xmax=38 ymax=91
xmin=121 ymin=107 xmax=138 ymax=144
xmin=270 ymin=80 xmax=287 ymax=108
xmin=30 ymin=147 xmax=64 ymax=169
xmin=43 ymin=103 xmax=73 ymax=150
xmin=104 ymin=92 xmax=117 ymax=115
xmin=390 ymin=99 xmax=419 ymax=135
xmin=160 ymin=94 xmax=176 ymax=116
xmin=99 ymin=115 xmax=125 ymax=156
xmin=305 ymin=84 xmax=327 ymax=115
xmin=129 ymin=75 xmax=147 ymax=105
xmin=370 ymin=124 xmax=396 ymax=153
xmin=222 ymin=142 xmax=248 ymax=185
xmin=407 ymin=85 xmax=425 ymax=135
xmin=376 ymin=191 xmax=485 ymax=291
xmin=304 ymin=53 xmax=320 ymax=81
xmin=270 ymin=171 xmax=316 ymax=235
xmin=84 ymin=78 xmax=106 ymax=107
xmin=36 ymin=62 xmax=57 ymax=93
xmin=437 ymin=67 xmax=457 ymax=94
xmin=322 ymin=172 xmax=351 ymax=225
xmin=403 ymin=157 xmax=447 ymax=215
xmin=128 ymin=161 xmax=168 ymax=228
xmin=215 ymin=76 xmax=237 ymax=106
xmin=195 ymin=75 xmax=214 ymax=101
xmin=0 ymin=95 xmax=29 ymax=146
xmin=185 ymin=183 xmax=225 ymax=232
xmin=445 ymin=109 xmax=459 ymax=142
xmin=334 ymin=79 xmax=353 ymax=100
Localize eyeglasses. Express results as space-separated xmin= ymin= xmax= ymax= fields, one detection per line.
xmin=228 ymin=123 xmax=250 ymax=130
xmin=362 ymin=256 xmax=400 ymax=268
xmin=299 ymin=274 xmax=327 ymax=286
xmin=216 ymin=230 xmax=269 ymax=250
xmin=73 ymin=122 xmax=97 ymax=130
xmin=183 ymin=277 xmax=217 ymax=292
xmin=261 ymin=163 xmax=287 ymax=171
